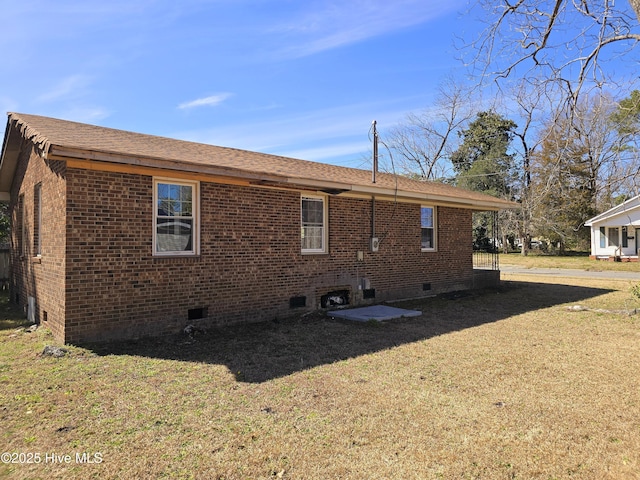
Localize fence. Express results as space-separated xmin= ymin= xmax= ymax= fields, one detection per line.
xmin=473 ymin=250 xmax=499 ymax=270
xmin=472 ymin=209 xmax=500 ymax=271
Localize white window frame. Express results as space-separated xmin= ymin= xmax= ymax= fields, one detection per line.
xmin=608 ymin=227 xmax=619 ymax=248
xmin=301 ymin=194 xmax=328 ymax=254
xmin=420 ymin=205 xmax=437 ymax=252
xmin=153 ymin=178 xmax=200 ymax=256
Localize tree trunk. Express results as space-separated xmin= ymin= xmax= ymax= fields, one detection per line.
xmin=520 ymin=233 xmax=530 ymax=256
xmin=631 ymin=0 xmax=640 ymax=21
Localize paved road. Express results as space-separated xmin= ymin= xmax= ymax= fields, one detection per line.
xmin=500 ymin=264 xmax=640 ymax=281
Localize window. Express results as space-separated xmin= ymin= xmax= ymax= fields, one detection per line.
xmin=301 ymin=195 xmax=326 ymax=253
xmin=33 ymin=183 xmax=42 ymax=256
xmin=608 ymin=227 xmax=619 ymax=247
xmin=421 ymin=206 xmax=436 ymax=251
xmin=599 ymin=226 xmax=606 ymax=248
xmin=153 ymin=179 xmax=199 ymax=256
xmin=622 ymin=226 xmax=628 ymax=248
xmin=18 ymin=194 xmax=25 ymax=256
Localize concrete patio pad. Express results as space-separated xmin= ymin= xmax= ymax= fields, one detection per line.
xmin=329 ymin=305 xmax=422 ymax=322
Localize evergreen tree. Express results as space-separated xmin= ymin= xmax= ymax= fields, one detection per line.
xmin=610 ymin=89 xmax=640 ymax=138
xmin=450 ymin=111 xmax=517 ymax=198
xmin=450 ymin=111 xmax=518 ymax=251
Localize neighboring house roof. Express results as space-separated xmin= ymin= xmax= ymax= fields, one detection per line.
xmin=584 ymin=195 xmax=640 ymax=226
xmin=1 ymin=112 xmax=517 ymax=210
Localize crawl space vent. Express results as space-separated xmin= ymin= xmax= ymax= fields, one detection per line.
xmin=289 ymin=296 xmax=307 ymax=309
xmin=188 ymin=307 xmax=207 ymax=320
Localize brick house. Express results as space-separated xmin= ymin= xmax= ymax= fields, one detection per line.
xmin=0 ymin=113 xmax=515 ymax=344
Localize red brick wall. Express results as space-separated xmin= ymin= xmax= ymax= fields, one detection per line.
xmin=63 ymin=168 xmax=473 ymax=343
xmin=9 ymin=144 xmax=67 ymax=340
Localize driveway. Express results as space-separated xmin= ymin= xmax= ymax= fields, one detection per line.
xmin=500 ymin=265 xmax=640 ymax=281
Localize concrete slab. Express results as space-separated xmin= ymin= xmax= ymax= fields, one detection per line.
xmin=329 ymin=305 xmax=422 ymax=322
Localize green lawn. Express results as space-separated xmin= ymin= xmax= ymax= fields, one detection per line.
xmin=499 ymin=251 xmax=640 ymax=271
xmin=1 ymin=276 xmax=640 ymax=479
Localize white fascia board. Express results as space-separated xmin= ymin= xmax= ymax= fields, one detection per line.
xmin=585 ymin=195 xmax=640 ymax=225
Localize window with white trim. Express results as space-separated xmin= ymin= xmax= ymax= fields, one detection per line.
xmin=608 ymin=227 xmax=619 ymax=247
xmin=421 ymin=206 xmax=436 ymax=251
xmin=301 ymin=195 xmax=327 ymax=253
xmin=153 ymin=178 xmax=199 ymax=256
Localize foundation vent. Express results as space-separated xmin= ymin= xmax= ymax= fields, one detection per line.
xmin=289 ymin=296 xmax=307 ymax=309
xmin=188 ymin=307 xmax=207 ymax=320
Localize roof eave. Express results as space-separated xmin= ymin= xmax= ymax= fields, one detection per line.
xmin=0 ymin=118 xmax=23 ymax=201
xmin=584 ymin=195 xmax=640 ymax=225
xmin=50 ymin=145 xmax=519 ymax=211
xmin=284 ymin=178 xmax=517 ymax=210
xmin=48 ymin=145 xmax=291 ymax=185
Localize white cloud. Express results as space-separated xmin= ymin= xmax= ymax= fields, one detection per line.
xmin=278 ymin=141 xmax=370 ymax=163
xmin=36 ymin=75 xmax=93 ymax=103
xmin=178 ymin=93 xmax=233 ymax=110
xmin=27 ymin=75 xmax=112 ymax=125
xmin=271 ymin=0 xmax=466 ymax=58
xmin=170 ymin=97 xmax=420 ymax=165
xmin=0 ymin=96 xmax=20 ymax=115
xmin=56 ymin=106 xmax=111 ymax=124
xmin=174 ymin=103 xmax=373 ymax=150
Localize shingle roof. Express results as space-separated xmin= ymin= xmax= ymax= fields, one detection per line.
xmin=3 ymin=112 xmax=517 ymax=210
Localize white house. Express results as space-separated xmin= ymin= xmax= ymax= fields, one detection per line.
xmin=584 ymin=195 xmax=640 ymax=261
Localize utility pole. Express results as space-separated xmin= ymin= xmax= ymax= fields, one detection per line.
xmin=372 ymin=120 xmax=378 ymax=183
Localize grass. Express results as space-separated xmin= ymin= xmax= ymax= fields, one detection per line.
xmin=1 ymin=273 xmax=640 ymax=479
xmin=499 ymin=251 xmax=640 ymax=272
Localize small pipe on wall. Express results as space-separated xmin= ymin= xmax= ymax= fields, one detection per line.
xmin=371 ymin=195 xmax=376 ymax=238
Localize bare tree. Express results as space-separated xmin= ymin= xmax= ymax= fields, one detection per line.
xmin=631 ymin=0 xmax=640 ymax=22
xmin=384 ymin=80 xmax=476 ymax=180
xmin=609 ymin=90 xmax=640 ymax=196
xmin=461 ymin=1 xmax=640 ymax=252
xmin=504 ymin=79 xmax=550 ymax=254
xmin=465 ymin=0 xmax=640 ymax=112
xmin=529 ymin=93 xmax=631 ymax=250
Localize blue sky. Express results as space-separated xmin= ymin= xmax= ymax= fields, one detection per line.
xmin=0 ymin=0 xmax=480 ymax=169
